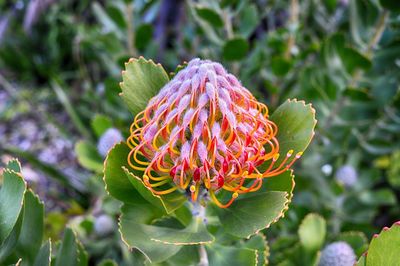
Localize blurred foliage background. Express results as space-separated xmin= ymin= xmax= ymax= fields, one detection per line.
xmin=0 ymin=0 xmax=400 ymax=264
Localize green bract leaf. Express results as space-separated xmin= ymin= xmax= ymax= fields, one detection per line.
xmin=119 ymin=203 xmax=179 ymax=263
xmin=55 ymin=228 xmax=79 ymax=266
xmin=206 ymin=244 xmax=258 ymax=266
xmin=120 ymin=57 xmax=169 ymax=115
xmin=0 ymin=170 xmax=26 ymax=245
xmin=5 ymin=158 xmax=21 ymax=173
xmin=75 ymin=140 xmax=104 ymax=173
xmin=217 ymin=193 xmax=287 ymax=238
xmin=298 ymin=213 xmax=326 ymax=252
xmin=365 ymin=222 xmax=400 ymax=265
xmin=217 ymin=170 xmax=295 ymax=238
xmin=33 ymin=240 xmax=51 ymax=266
xmin=104 ymin=142 xmax=147 ymax=205
xmin=123 ymin=167 xmax=186 ymax=214
xmin=104 ymin=142 xmax=186 ymax=213
xmin=223 ymin=38 xmax=249 ymax=61
xmin=240 ymin=234 xmax=269 ymax=266
xmin=270 ymin=99 xmax=317 ymax=166
xmin=15 ymin=190 xmax=44 ymax=264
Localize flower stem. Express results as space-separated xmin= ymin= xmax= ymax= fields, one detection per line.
xmin=198 ymin=244 xmax=209 ymax=266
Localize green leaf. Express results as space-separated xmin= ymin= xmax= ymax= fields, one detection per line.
xmin=270 ymin=99 xmax=317 ymax=166
xmin=356 ymin=254 xmax=367 ymax=266
xmin=120 ymin=202 xmax=214 ymax=263
xmin=359 ymin=189 xmax=396 ymax=206
xmin=0 ymin=170 xmax=26 ymax=244
xmin=98 ymin=259 xmax=118 ymax=266
xmin=0 ymin=211 xmax=23 ymax=263
xmin=163 ymin=245 xmax=200 ymax=265
xmin=119 ymin=203 xmax=181 ymax=263
xmin=15 ymin=190 xmax=44 ymax=264
xmin=135 ymin=24 xmax=153 ymax=50
xmin=206 ymin=244 xmax=258 ymax=266
xmin=217 ymin=170 xmax=295 ymax=238
xmin=194 ymin=6 xmax=224 ymax=27
xmin=120 ymin=57 xmax=169 ymax=115
xmin=55 ymin=228 xmax=78 ymax=266
xmin=365 ymin=222 xmax=400 ymax=265
xmin=240 ymin=234 xmax=269 ymax=266
xmin=91 ymin=114 xmax=113 ymax=138
xmin=380 ymin=0 xmax=400 ymax=11
xmin=217 ymin=192 xmax=288 ymax=238
xmin=271 ymin=57 xmax=292 ymax=76
xmin=75 ymin=140 xmax=104 ymax=173
xmin=337 ymin=231 xmax=368 ymax=257
xmin=33 ymin=240 xmax=51 ymax=266
xmin=238 ymin=5 xmax=259 ymax=38
xmin=103 ymin=142 xmax=147 ymax=205
xmin=149 ymin=217 xmax=214 ymax=245
xmin=223 ymin=38 xmax=249 ymax=61
xmin=77 ymin=241 xmax=88 ymax=266
xmin=298 ymin=213 xmax=326 ymax=252
xmin=123 ymin=167 xmax=186 ymax=214
xmin=104 ymin=142 xmax=187 ymax=214
xmin=5 ymin=159 xmax=21 ymax=173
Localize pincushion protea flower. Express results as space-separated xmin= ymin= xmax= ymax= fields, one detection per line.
xmin=126 ymin=59 xmax=303 ymax=208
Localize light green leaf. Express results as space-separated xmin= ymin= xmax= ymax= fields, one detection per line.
xmin=120 ymin=57 xmax=169 ymax=115
xmin=359 ymin=189 xmax=396 ymax=206
xmin=298 ymin=213 xmax=326 ymax=252
xmin=337 ymin=231 xmax=368 ymax=257
xmin=75 ymin=140 xmax=104 ymax=173
xmin=270 ymin=99 xmax=317 ymax=166
xmin=33 ymin=240 xmax=51 ymax=266
xmin=356 ymin=254 xmax=367 ymax=266
xmin=206 ymin=244 xmax=258 ymax=266
xmin=365 ymin=222 xmax=400 ymax=265
xmin=239 ymin=4 xmax=259 ymax=38
xmin=0 ymin=170 xmax=26 ymax=244
xmin=91 ymin=114 xmax=113 ymax=138
xmin=55 ymin=228 xmax=78 ymax=266
xmin=15 ymin=190 xmax=44 ymax=265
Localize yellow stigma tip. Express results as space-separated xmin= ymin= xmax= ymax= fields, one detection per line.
xmin=190 ymin=185 xmax=196 ymax=193
xmin=232 ymin=192 xmax=239 ymax=199
xmin=287 ymin=150 xmax=294 ymax=157
xmin=296 ymin=152 xmax=303 ymax=158
xmin=143 ymin=175 xmax=149 ymax=182
xmin=273 ymin=154 xmax=280 ymax=161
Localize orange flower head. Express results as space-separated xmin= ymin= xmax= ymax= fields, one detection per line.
xmin=127 ymin=59 xmax=302 ymax=208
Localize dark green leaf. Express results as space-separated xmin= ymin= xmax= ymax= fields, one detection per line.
xmin=223 ymin=38 xmax=249 ymax=61
xmin=135 ymin=24 xmax=153 ymax=50
xmin=195 ymin=6 xmax=224 ymax=27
